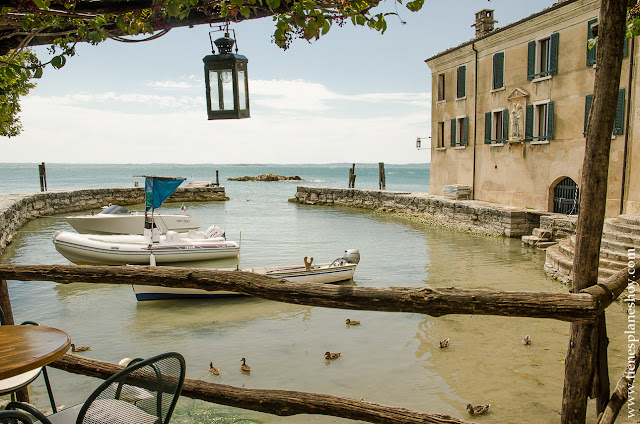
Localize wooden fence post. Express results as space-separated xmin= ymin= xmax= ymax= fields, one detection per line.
xmin=348 ymin=164 xmax=356 ymax=188
xmin=378 ymin=162 xmax=386 ymax=190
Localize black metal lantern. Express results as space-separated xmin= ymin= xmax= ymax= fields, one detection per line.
xmin=203 ymin=29 xmax=250 ymax=120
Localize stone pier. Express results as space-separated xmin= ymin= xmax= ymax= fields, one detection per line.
xmin=290 ymin=186 xmax=546 ymax=238
xmin=0 ymin=186 xmax=228 ymax=249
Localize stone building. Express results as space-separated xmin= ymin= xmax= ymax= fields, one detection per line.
xmin=425 ymin=0 xmax=637 ymax=217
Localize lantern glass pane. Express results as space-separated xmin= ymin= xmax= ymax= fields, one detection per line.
xmin=221 ymin=70 xmax=234 ymax=110
xmin=208 ymin=70 xmax=220 ymax=111
xmin=238 ymin=71 xmax=247 ymax=110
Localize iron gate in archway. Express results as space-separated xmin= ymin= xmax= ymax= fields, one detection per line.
xmin=553 ymin=177 xmax=579 ymax=215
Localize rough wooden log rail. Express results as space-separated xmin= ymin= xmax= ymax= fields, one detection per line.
xmin=598 ymin=343 xmax=640 ymax=424
xmin=51 ymin=354 xmax=476 ymax=424
xmin=0 ymin=263 xmax=637 ymax=323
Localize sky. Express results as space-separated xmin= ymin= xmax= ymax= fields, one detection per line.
xmin=0 ymin=0 xmax=557 ymax=164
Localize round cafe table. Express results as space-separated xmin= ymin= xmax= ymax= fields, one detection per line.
xmin=0 ymin=325 xmax=71 ymax=380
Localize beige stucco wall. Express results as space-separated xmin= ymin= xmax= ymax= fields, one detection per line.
xmin=426 ymin=0 xmax=635 ymax=218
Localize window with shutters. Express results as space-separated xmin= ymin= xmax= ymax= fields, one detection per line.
xmin=492 ymin=52 xmax=505 ymax=90
xmin=436 ymin=121 xmax=445 ymax=148
xmin=456 ymin=65 xmax=466 ymax=99
xmin=450 ymin=116 xmax=468 ymax=148
xmin=527 ymin=33 xmax=559 ymax=80
xmin=484 ymin=109 xmax=509 ymax=145
xmin=437 ymin=73 xmax=445 ymax=102
xmin=525 ymin=100 xmax=554 ymax=142
xmin=583 ymin=89 xmax=625 ymax=137
xmin=586 ymin=19 xmax=629 ymax=67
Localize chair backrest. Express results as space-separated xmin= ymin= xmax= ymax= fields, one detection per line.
xmin=0 ymin=410 xmax=33 ymax=424
xmin=78 ymin=352 xmax=186 ymax=424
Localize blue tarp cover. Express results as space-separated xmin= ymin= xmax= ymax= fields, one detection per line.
xmin=145 ymin=177 xmax=186 ymax=211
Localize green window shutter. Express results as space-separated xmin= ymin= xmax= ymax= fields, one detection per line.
xmin=613 ymin=89 xmax=625 ymax=135
xmin=587 ymin=19 xmax=597 ymax=66
xmin=493 ymin=52 xmax=504 ymax=89
xmin=457 ymin=66 xmax=466 ymax=98
xmin=463 ymin=116 xmax=469 ymax=146
xmin=451 ymin=118 xmax=457 ymax=147
xmin=484 ymin=112 xmax=492 ymax=144
xmin=624 ymin=37 xmax=629 ymax=58
xmin=527 ymin=41 xmax=536 ymax=80
xmin=584 ymin=94 xmax=593 ymax=136
xmin=525 ymin=105 xmax=534 ymax=139
xmin=547 ymin=101 xmax=554 ymax=140
xmin=503 ymin=109 xmax=509 ymax=142
xmin=549 ymin=33 xmax=559 ymax=75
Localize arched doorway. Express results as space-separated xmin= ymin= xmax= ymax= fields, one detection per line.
xmin=553 ymin=177 xmax=579 ymax=215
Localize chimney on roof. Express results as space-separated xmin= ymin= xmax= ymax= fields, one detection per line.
xmin=472 ymin=9 xmax=497 ymax=38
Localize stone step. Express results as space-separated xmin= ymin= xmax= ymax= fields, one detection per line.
xmin=618 ymin=214 xmax=640 ymax=226
xmin=602 ymin=229 xmax=640 ymax=247
xmin=600 ymin=237 xmax=638 ymax=253
xmin=558 ymin=238 xmax=628 ymax=271
xmin=604 ymin=219 xmax=640 ymax=236
xmin=532 ymin=228 xmax=553 ymax=240
xmin=522 ymin=235 xmax=548 ymax=246
xmin=536 ymin=241 xmax=557 ymax=249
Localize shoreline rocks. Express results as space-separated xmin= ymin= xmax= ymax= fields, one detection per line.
xmin=228 ymin=173 xmax=302 ymax=182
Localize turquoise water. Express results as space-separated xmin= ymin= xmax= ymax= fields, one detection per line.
xmin=0 ymin=164 xmax=628 ymax=424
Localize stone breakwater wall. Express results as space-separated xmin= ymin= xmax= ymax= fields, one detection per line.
xmin=290 ymin=186 xmax=544 ymax=237
xmin=0 ymin=186 xmax=228 ymax=250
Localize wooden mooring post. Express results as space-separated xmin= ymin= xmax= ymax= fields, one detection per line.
xmin=38 ymin=162 xmax=47 ymax=192
xmin=378 ymin=162 xmax=386 ymax=190
xmin=348 ymin=163 xmax=356 ymax=188
xmin=215 ymin=170 xmax=220 ymax=187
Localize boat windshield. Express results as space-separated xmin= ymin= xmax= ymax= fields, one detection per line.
xmin=99 ymin=205 xmax=130 ymax=215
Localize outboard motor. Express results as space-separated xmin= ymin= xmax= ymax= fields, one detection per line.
xmin=343 ymin=249 xmax=360 ymax=264
xmin=205 ymin=225 xmax=226 ymax=239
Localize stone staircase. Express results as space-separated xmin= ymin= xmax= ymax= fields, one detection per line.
xmin=544 ymin=214 xmax=640 ymax=284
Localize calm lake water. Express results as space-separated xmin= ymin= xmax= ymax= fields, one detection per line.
xmin=0 ymin=164 xmax=630 ymax=423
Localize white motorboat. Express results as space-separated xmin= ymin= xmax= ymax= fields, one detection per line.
xmin=53 ymin=225 xmax=239 ymax=265
xmin=66 ymin=204 xmax=200 ymax=235
xmin=132 ymin=249 xmax=361 ymax=301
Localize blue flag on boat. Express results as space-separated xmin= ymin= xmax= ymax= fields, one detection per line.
xmin=144 ymin=176 xmax=186 ymax=211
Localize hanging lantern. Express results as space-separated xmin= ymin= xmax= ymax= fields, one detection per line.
xmin=203 ymin=31 xmax=250 ymax=120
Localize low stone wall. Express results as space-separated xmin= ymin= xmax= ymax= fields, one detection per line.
xmin=539 ymin=214 xmax=578 ymax=240
xmin=290 ymin=186 xmax=542 ymax=237
xmin=0 ymin=186 xmax=228 ymax=249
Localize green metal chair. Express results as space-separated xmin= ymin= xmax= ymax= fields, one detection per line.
xmin=6 ymin=352 xmax=186 ymax=424
xmin=0 ymin=410 xmax=33 ymax=424
xmin=0 ymin=306 xmax=58 ymax=413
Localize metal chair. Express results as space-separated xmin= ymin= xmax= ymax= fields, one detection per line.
xmin=7 ymin=352 xmax=186 ymax=424
xmin=0 ymin=306 xmax=58 ymax=413
xmin=0 ymin=410 xmax=33 ymax=424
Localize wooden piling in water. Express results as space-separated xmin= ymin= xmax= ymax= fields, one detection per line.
xmin=38 ymin=162 xmax=47 ymax=192
xmin=348 ymin=163 xmax=356 ymax=188
xmin=378 ymin=162 xmax=386 ymax=190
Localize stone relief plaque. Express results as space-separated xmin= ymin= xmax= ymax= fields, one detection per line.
xmin=507 ymin=88 xmax=529 ymax=142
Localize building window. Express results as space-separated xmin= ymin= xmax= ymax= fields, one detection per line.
xmin=492 ymin=52 xmax=504 ymax=90
xmin=450 ymin=116 xmax=468 ymax=147
xmin=587 ymin=18 xmax=628 ymax=67
xmin=584 ymin=89 xmax=625 ymax=136
xmin=527 ymin=33 xmax=559 ymax=80
xmin=456 ymin=65 xmax=466 ymax=99
xmin=436 ymin=121 xmax=445 ymax=147
xmin=437 ymin=73 xmax=445 ymax=101
xmin=525 ymin=100 xmax=554 ymax=141
xmin=587 ymin=19 xmax=598 ymax=66
xmin=484 ymin=109 xmax=509 ymax=144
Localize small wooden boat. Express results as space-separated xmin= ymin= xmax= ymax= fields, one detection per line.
xmin=132 ymin=250 xmax=360 ymax=301
xmin=66 ymin=204 xmax=200 ymax=235
xmin=53 ymin=225 xmax=239 ymax=265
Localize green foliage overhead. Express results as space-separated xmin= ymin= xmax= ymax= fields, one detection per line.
xmin=0 ymin=50 xmax=39 ymax=137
